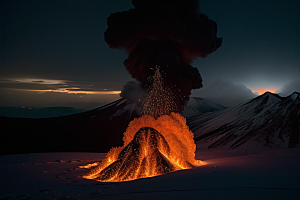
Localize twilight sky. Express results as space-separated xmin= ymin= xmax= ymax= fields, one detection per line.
xmin=1 ymin=0 xmax=299 ymax=109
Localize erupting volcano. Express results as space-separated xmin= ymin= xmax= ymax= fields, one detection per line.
xmin=81 ymin=0 xmax=221 ymax=182
xmin=81 ymin=68 xmax=202 ymax=182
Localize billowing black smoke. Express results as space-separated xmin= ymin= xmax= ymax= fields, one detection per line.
xmin=106 ymin=0 xmax=222 ymax=112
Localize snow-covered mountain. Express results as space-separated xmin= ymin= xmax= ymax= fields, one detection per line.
xmin=187 ymin=92 xmax=300 ymax=150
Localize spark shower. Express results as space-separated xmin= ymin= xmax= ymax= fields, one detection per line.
xmin=81 ymin=68 xmax=202 ymax=182
xmin=81 ymin=0 xmax=221 ymax=182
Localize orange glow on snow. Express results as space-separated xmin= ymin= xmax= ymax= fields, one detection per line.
xmin=80 ymin=113 xmax=203 ymax=182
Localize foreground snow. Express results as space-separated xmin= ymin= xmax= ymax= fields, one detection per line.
xmin=1 ymin=148 xmax=299 ymax=200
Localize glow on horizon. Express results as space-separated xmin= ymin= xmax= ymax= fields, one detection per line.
xmin=252 ymin=88 xmax=279 ymax=95
xmin=12 ymin=88 xmax=121 ymax=95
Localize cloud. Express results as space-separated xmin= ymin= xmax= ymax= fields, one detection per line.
xmin=0 ymin=78 xmax=120 ymax=95
xmin=192 ymin=79 xmax=257 ymax=107
xmin=0 ymin=77 xmax=122 ymax=109
xmin=277 ymin=80 xmax=300 ymax=97
xmin=2 ymin=78 xmax=69 ymax=85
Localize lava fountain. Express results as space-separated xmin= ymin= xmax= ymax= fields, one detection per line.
xmin=80 ymin=0 xmax=222 ymax=182
xmin=80 ymin=68 xmax=203 ymax=182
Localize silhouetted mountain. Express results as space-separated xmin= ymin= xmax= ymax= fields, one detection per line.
xmin=0 ymin=107 xmax=85 ymax=118
xmin=187 ymin=92 xmax=300 ymax=150
xmin=0 ymin=99 xmax=138 ymax=155
xmin=0 ymin=97 xmax=224 ymax=155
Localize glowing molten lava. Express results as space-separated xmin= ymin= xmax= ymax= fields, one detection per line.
xmin=81 ymin=68 xmax=202 ymax=182
xmin=81 ymin=113 xmax=202 ymax=182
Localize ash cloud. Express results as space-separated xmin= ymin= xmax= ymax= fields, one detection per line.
xmin=120 ymin=81 xmax=145 ymax=103
xmin=105 ymin=0 xmax=222 ymax=112
xmin=193 ymin=79 xmax=257 ymax=107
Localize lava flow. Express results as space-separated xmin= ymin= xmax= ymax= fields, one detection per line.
xmin=80 ymin=68 xmax=202 ymax=182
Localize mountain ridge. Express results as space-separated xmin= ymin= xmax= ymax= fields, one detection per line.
xmin=187 ymin=91 xmax=300 ymax=150
xmin=1 ymin=92 xmax=298 ymax=155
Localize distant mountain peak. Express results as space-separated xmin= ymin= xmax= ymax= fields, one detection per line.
xmin=262 ymin=91 xmax=273 ymax=95
xmin=260 ymin=91 xmax=283 ymax=99
xmin=182 ymin=97 xmax=226 ymax=117
xmin=244 ymin=91 xmax=282 ymax=110
xmin=288 ymin=91 xmax=300 ymax=100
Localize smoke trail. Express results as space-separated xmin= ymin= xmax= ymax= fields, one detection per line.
xmin=105 ymin=0 xmax=222 ymax=112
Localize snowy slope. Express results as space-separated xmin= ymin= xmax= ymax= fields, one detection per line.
xmin=182 ymin=97 xmax=226 ymax=117
xmin=187 ymin=92 xmax=300 ymax=150
xmin=1 ymin=149 xmax=300 ymax=200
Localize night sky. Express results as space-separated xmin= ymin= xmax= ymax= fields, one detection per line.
xmin=1 ymin=0 xmax=299 ymax=110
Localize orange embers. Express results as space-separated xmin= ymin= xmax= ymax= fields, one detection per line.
xmin=80 ymin=113 xmax=202 ymax=182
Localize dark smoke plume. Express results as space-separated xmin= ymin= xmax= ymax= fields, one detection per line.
xmin=105 ymin=0 xmax=222 ymax=112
